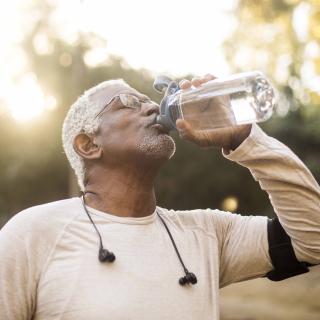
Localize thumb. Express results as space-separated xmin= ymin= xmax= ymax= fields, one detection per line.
xmin=176 ymin=119 xmax=188 ymax=131
xmin=176 ymin=119 xmax=199 ymax=142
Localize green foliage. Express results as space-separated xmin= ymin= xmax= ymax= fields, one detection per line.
xmin=0 ymin=0 xmax=319 ymax=227
xmin=223 ymin=0 xmax=320 ymax=194
xmin=224 ymin=0 xmax=320 ymax=109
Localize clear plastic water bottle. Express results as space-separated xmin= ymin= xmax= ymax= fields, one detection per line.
xmin=154 ymin=71 xmax=276 ymax=132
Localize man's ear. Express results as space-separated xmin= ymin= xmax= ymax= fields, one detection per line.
xmin=73 ymin=133 xmax=102 ymax=160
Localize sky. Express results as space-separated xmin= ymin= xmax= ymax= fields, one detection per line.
xmin=0 ymin=0 xmax=238 ymax=121
xmin=0 ymin=0 xmax=316 ymax=123
xmin=62 ymin=0 xmax=237 ymax=76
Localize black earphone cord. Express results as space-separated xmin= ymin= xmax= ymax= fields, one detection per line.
xmin=81 ymin=195 xmax=197 ymax=286
xmin=156 ymin=213 xmax=197 ymax=285
xmin=82 ymin=196 xmax=116 ymax=262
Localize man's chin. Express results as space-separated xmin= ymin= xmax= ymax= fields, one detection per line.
xmin=137 ymin=134 xmax=176 ymax=161
xmin=167 ymin=136 xmax=176 ymax=159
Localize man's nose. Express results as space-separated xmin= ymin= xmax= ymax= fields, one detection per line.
xmin=140 ymin=101 xmax=159 ymax=116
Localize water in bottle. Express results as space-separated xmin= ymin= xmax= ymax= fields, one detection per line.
xmin=154 ymin=71 xmax=276 ymax=132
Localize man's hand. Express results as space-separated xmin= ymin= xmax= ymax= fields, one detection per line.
xmin=176 ymin=74 xmax=252 ymax=151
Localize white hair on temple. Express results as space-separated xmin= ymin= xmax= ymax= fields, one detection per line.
xmin=62 ymin=79 xmax=131 ymax=191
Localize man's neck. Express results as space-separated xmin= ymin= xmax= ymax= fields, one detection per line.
xmin=83 ymin=165 xmax=158 ymax=218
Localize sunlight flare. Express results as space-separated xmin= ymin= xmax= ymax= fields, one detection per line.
xmin=6 ymin=73 xmax=56 ymax=122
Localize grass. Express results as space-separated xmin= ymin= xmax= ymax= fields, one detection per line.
xmin=220 ymin=265 xmax=320 ymax=320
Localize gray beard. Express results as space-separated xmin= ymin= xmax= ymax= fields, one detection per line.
xmin=136 ymin=133 xmax=176 ymax=160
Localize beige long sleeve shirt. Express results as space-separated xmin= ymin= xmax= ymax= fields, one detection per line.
xmin=0 ymin=124 xmax=319 ymax=320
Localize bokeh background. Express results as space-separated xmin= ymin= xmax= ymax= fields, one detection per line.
xmin=0 ymin=0 xmax=319 ymax=319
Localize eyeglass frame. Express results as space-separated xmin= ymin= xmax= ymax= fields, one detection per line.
xmin=94 ymin=93 xmax=153 ymax=119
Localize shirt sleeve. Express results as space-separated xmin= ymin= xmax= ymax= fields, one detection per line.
xmin=218 ymin=124 xmax=320 ymax=286
xmin=210 ymin=210 xmax=271 ymax=287
xmin=0 ymin=212 xmax=38 ymax=320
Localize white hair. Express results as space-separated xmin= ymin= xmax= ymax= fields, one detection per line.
xmin=62 ymin=79 xmax=131 ymax=191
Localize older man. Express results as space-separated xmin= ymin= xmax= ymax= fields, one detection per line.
xmin=0 ymin=75 xmax=319 ymax=320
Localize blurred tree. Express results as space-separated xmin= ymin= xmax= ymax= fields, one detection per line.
xmin=2 ymin=0 xmax=319 ymax=227
xmin=224 ymin=0 xmax=320 ymax=182
xmin=0 ymin=1 xmax=160 ymax=224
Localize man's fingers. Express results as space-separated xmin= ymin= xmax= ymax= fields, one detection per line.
xmin=176 ymin=119 xmax=189 ymax=131
xmin=191 ymin=77 xmax=203 ymax=87
xmin=176 ymin=119 xmax=198 ymax=141
xmin=204 ymin=74 xmax=216 ymax=81
xmin=176 ymin=119 xmax=221 ymax=147
xmin=179 ymin=74 xmax=216 ymax=90
xmin=179 ymin=79 xmax=192 ymax=90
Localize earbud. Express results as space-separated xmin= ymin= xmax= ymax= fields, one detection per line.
xmin=179 ymin=272 xmax=197 ymax=285
xmin=99 ymin=247 xmax=116 ymax=263
xmin=82 ymin=195 xmax=198 ymax=286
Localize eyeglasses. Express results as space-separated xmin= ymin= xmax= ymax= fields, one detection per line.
xmin=95 ymin=93 xmax=151 ymax=119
